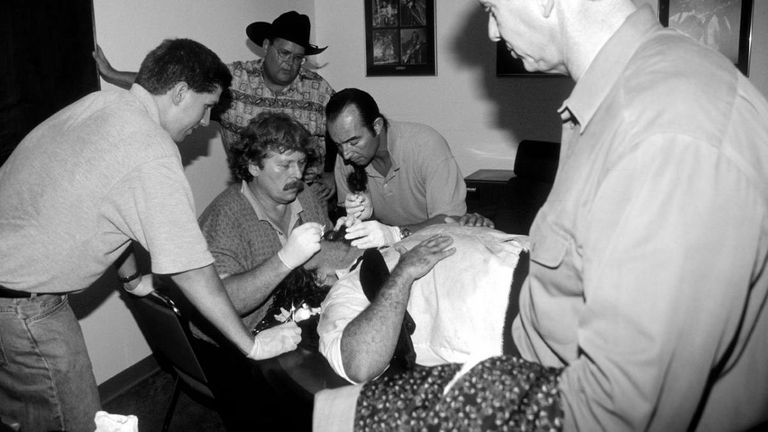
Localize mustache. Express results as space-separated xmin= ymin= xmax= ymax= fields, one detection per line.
xmin=283 ymin=180 xmax=304 ymax=191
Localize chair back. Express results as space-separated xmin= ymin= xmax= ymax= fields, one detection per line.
xmin=127 ymin=291 xmax=213 ymax=399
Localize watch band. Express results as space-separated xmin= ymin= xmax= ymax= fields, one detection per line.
xmin=118 ymin=269 xmax=141 ymax=284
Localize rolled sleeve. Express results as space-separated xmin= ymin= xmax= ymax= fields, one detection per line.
xmin=318 ymin=270 xmax=371 ymax=383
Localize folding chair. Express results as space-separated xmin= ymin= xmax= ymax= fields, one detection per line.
xmin=126 ymin=290 xmax=215 ymax=432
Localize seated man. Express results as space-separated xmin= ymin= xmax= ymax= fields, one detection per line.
xmin=316 ymin=224 xmax=527 ymax=383
xmin=326 ymin=88 xmax=492 ymax=249
xmin=190 ymin=112 xmax=330 ymax=431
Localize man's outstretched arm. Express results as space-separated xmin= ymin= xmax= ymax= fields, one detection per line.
xmin=340 ymin=234 xmax=455 ymax=382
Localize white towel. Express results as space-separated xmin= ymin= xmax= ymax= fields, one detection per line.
xmin=93 ymin=411 xmax=139 ymax=432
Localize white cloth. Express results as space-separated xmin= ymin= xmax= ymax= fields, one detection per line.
xmin=93 ymin=411 xmax=138 ymax=432
xmin=318 ymin=224 xmax=527 ymax=383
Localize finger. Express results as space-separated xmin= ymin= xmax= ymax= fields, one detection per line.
xmin=334 ymin=217 xmax=347 ymax=231
xmin=444 ymin=216 xmax=458 ymax=224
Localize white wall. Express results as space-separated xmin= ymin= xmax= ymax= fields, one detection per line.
xmin=83 ymin=0 xmax=768 ymax=384
xmin=84 ymin=0 xmax=314 ymax=385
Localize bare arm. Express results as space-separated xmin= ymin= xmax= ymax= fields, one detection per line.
xmin=220 ymin=254 xmax=291 ymax=316
xmin=340 ymin=234 xmax=455 ymax=382
xmin=170 ymin=264 xmax=253 ymax=354
xmin=92 ymin=45 xmax=136 ymax=89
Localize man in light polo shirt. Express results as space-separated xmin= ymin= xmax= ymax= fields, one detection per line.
xmin=0 ymin=39 xmax=300 ymax=432
xmin=326 ymin=88 xmax=491 ymax=249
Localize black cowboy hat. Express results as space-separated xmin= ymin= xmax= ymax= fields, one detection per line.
xmin=246 ymin=11 xmax=327 ymax=56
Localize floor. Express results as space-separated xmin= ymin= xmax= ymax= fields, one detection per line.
xmin=102 ymin=369 xmax=226 ymax=432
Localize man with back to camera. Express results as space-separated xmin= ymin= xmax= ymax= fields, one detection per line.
xmin=93 ymin=11 xmax=338 ymax=209
xmin=191 ymin=111 xmax=329 ymax=430
xmin=0 ymin=38 xmax=300 ymax=432
xmin=326 ymin=87 xmax=493 ymax=249
xmin=313 ymin=0 xmax=768 ymax=430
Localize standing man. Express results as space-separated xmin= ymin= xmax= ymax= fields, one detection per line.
xmin=93 ymin=11 xmax=337 ymax=207
xmin=317 ymin=1 xmax=768 ymax=431
xmin=193 ymin=112 xmax=329 ymax=431
xmin=0 ymin=39 xmax=299 ymax=432
xmin=327 ymin=88 xmax=490 ymax=249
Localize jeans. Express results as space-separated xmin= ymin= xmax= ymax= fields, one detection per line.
xmin=0 ymin=294 xmax=100 ymax=432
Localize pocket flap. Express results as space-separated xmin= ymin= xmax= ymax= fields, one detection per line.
xmin=530 ymin=233 xmax=567 ymax=268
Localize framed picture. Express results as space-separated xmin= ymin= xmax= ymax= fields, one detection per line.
xmin=365 ymin=0 xmax=436 ymax=76
xmin=659 ymin=0 xmax=753 ymax=75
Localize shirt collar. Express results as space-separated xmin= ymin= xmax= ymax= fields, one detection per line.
xmin=562 ymin=5 xmax=660 ymax=132
xmin=130 ymin=84 xmax=160 ymax=125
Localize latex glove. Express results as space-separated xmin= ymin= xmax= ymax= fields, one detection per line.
xmin=344 ymin=192 xmax=373 ymax=221
xmin=247 ymin=321 xmax=302 ymax=360
xmin=345 ymin=220 xmax=402 ymax=249
xmin=278 ymin=222 xmax=323 ymax=269
xmin=124 ymin=274 xmax=155 ymax=297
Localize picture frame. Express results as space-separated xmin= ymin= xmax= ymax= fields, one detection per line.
xmin=365 ymin=0 xmax=436 ymax=76
xmin=659 ymin=0 xmax=753 ymax=76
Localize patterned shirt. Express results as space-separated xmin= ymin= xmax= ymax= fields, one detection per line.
xmin=218 ymin=59 xmax=335 ymax=183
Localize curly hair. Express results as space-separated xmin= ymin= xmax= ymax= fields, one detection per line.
xmin=228 ymin=112 xmax=312 ymax=182
xmin=135 ymin=38 xmax=231 ymax=95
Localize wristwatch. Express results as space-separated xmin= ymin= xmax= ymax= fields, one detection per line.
xmin=398 ymin=226 xmax=412 ymax=239
xmin=118 ymin=269 xmax=141 ymax=284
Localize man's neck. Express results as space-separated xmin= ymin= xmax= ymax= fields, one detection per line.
xmin=247 ymin=181 xmax=290 ymax=224
xmin=370 ymin=126 xmax=392 ymax=176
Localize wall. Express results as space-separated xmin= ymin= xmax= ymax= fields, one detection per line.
xmin=85 ymin=0 xmax=314 ymax=384
xmin=315 ymin=0 xmax=767 ymax=176
xmin=83 ymin=0 xmax=768 ymax=384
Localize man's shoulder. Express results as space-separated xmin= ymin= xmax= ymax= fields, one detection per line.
xmin=199 ymin=184 xmax=248 ymax=226
xmin=390 ymin=121 xmax=451 ymax=156
xmin=296 ymin=68 xmax=335 ymax=92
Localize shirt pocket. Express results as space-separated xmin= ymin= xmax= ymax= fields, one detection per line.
xmin=530 ymin=231 xmax=568 ymax=269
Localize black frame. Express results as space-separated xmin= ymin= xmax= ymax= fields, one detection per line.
xmin=365 ymin=0 xmax=436 ymax=76
xmin=659 ymin=0 xmax=753 ymax=75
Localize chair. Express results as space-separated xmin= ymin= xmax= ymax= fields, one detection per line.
xmin=125 ymin=290 xmax=214 ymax=432
xmin=495 ymin=140 xmax=561 ymax=234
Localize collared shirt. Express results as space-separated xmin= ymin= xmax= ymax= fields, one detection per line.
xmin=318 ymin=225 xmax=525 ymax=383
xmin=0 ymin=84 xmax=212 ymax=293
xmin=218 ymin=59 xmax=335 ymax=183
xmin=513 ymin=5 xmax=768 ymax=431
xmin=239 ymin=181 xmax=302 ymax=247
xmin=335 ymin=121 xmax=467 ymax=226
xmin=195 ymin=182 xmax=331 ymax=342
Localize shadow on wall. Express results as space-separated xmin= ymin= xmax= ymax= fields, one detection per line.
xmin=179 ymin=123 xmax=221 ymax=168
xmin=449 ymin=6 xmax=574 ymax=144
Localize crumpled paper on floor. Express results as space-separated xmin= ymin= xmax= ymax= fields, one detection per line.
xmin=93 ymin=411 xmax=139 ymax=432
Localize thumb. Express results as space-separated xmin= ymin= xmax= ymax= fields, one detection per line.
xmin=444 ymin=216 xmax=458 ymax=224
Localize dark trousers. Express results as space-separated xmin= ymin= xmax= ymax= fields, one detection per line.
xmin=192 ymin=337 xmax=312 ymax=432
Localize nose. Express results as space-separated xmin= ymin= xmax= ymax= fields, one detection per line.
xmin=340 ymin=144 xmax=354 ymax=160
xmin=200 ymin=107 xmax=211 ymax=127
xmin=488 ymin=14 xmax=500 ymax=42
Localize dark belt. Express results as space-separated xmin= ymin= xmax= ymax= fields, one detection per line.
xmin=0 ymin=285 xmax=36 ymax=298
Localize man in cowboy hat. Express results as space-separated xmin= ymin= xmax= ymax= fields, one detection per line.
xmin=93 ymin=11 xmax=338 ymax=211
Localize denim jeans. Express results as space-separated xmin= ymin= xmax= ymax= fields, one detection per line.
xmin=0 ymin=294 xmax=100 ymax=432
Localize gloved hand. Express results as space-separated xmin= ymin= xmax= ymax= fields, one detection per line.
xmin=345 ymin=220 xmax=402 ymax=249
xmin=247 ymin=321 xmax=302 ymax=360
xmin=344 ymin=192 xmax=373 ymax=221
xmin=278 ymin=222 xmax=323 ymax=269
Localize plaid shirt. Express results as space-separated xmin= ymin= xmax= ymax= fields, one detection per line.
xmin=218 ymin=58 xmax=335 ymax=183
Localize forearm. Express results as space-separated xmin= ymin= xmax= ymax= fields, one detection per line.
xmin=340 ymin=267 xmax=414 ymax=382
xmin=402 ymin=214 xmax=449 ymax=233
xmin=102 ymin=70 xmax=136 ymax=90
xmin=170 ymin=264 xmax=252 ymax=354
xmin=220 ymin=255 xmax=291 ymax=316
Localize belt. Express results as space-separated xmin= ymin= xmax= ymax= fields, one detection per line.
xmin=0 ymin=285 xmax=37 ymax=298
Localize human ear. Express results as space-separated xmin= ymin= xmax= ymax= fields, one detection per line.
xmin=171 ymin=82 xmax=189 ymax=106
xmin=247 ymin=162 xmax=260 ymax=178
xmin=373 ymin=117 xmax=384 ymax=136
